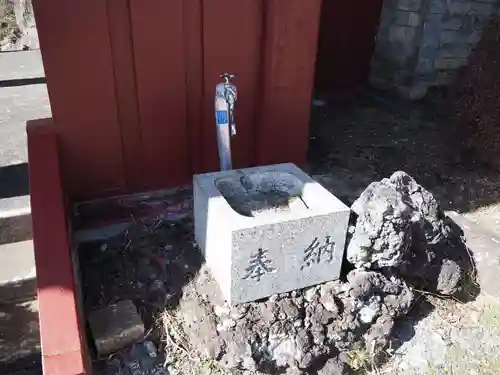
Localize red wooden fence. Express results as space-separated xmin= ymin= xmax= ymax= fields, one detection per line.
xmin=32 ymin=0 xmax=322 ymax=201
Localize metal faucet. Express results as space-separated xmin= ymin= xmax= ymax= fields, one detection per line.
xmin=215 ymin=73 xmax=237 ymax=170
xmin=221 ymin=73 xmax=237 ymax=137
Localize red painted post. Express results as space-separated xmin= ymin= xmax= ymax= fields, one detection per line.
xmin=257 ymin=0 xmax=322 ymax=166
xmin=27 ymin=119 xmax=90 ymax=375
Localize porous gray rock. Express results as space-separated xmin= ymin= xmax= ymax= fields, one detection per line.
xmin=347 ymin=171 xmax=471 ymax=295
xmin=317 ymin=357 xmax=348 ymax=375
xmin=172 ymin=264 xmax=413 ymax=374
xmin=348 ymin=178 xmax=413 ymax=269
xmin=327 ymin=269 xmax=414 ymax=352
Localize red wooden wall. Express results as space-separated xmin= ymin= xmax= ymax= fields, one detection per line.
xmin=315 ymin=0 xmax=384 ymax=93
xmin=32 ymin=0 xmax=321 ymax=201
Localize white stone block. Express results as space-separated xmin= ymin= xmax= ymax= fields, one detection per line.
xmin=194 ymin=163 xmax=350 ymax=305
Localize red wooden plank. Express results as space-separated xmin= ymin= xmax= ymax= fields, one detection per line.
xmin=27 ymin=119 xmax=90 ymax=375
xmin=130 ymin=0 xmax=191 ymax=189
xmin=32 ymin=0 xmax=125 ymax=200
xmin=183 ymin=0 xmax=204 ymax=175
xmin=202 ymin=0 xmax=263 ymax=172
xmin=257 ymin=0 xmax=322 ymax=166
xmin=107 ymin=0 xmax=143 ymax=191
xmin=43 ymin=350 xmax=89 ymax=375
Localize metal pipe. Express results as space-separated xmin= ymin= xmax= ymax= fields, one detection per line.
xmin=215 ymin=73 xmax=237 ymax=171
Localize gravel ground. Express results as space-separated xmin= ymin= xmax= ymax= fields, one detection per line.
xmin=80 ymin=90 xmax=500 ymax=374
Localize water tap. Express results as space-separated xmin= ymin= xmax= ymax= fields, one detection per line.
xmin=215 ymin=73 xmax=237 ymax=171
xmin=220 ymin=73 xmax=237 ymax=136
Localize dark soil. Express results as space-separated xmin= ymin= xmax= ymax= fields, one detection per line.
xmin=451 ymin=15 xmax=500 ymax=169
xmin=307 ymin=89 xmax=500 ymax=214
xmin=78 ymin=217 xmax=202 ymax=331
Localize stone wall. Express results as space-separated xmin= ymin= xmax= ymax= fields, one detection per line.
xmin=371 ymin=0 xmax=500 ymax=99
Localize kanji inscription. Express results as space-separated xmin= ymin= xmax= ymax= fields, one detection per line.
xmin=243 ymin=248 xmax=276 ymax=282
xmin=301 ymin=236 xmax=336 ymax=270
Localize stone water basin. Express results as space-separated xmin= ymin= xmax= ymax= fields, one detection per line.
xmin=193 ymin=163 xmax=350 ymax=304
xmin=215 ymin=170 xmax=310 ymax=218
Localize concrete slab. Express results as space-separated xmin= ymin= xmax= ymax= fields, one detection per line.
xmin=0 ymin=212 xmax=32 ymax=246
xmin=0 ymin=196 xmax=32 ymax=245
xmin=447 ymin=211 xmax=500 ymax=302
xmin=0 ymin=241 xmax=36 ymax=302
xmin=0 ymin=51 xmax=45 ymax=81
xmin=0 ymin=85 xmax=51 ymax=167
xmin=0 ymin=195 xmax=30 ymax=213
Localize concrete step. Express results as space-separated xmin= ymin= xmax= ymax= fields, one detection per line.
xmin=0 ymin=196 xmax=32 ymax=246
xmin=0 ymin=51 xmax=45 ymax=82
xmin=0 ymin=241 xmax=36 ymax=302
xmin=447 ymin=211 xmax=500 ymax=302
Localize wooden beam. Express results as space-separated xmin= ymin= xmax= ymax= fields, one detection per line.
xmin=257 ymin=0 xmax=322 ymax=166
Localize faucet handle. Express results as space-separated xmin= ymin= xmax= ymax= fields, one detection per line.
xmin=220 ymin=73 xmax=235 ymax=83
xmin=220 ymin=73 xmax=236 ymax=137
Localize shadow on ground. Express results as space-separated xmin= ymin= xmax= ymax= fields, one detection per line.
xmin=77 ymin=213 xmax=202 ymax=367
xmin=0 ymin=163 xmax=29 ymax=199
xmin=308 ymin=88 xmax=500 ymax=215
xmin=0 ymin=78 xmax=46 ymax=88
xmin=0 ymin=281 xmax=41 ymax=375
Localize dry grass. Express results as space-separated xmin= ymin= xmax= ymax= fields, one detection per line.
xmin=158 ymin=310 xmax=194 ymax=362
xmin=346 ymin=343 xmax=382 ymax=375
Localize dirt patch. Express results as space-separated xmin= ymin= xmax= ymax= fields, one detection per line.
xmin=308 ymin=90 xmax=500 ymax=234
xmin=383 ymin=295 xmax=500 ymax=375
xmin=78 ymin=217 xmax=202 ymax=341
xmin=451 ymin=15 xmax=500 ymax=171
xmin=79 ymin=172 xmax=477 ymax=375
xmin=80 ymin=89 xmax=500 ymax=374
